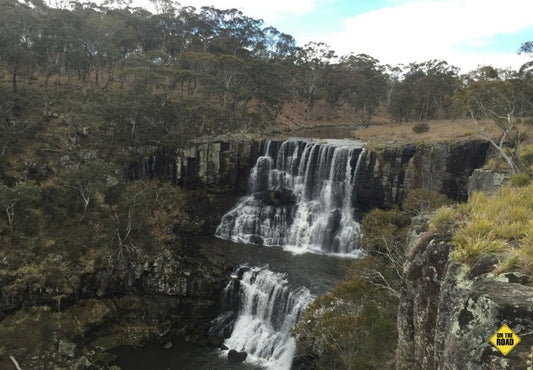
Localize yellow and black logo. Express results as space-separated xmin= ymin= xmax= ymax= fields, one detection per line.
xmin=489 ymin=324 xmax=521 ymax=356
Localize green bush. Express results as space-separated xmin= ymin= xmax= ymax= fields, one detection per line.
xmin=510 ymin=173 xmax=531 ymax=187
xmin=292 ymin=257 xmax=398 ymax=370
xmin=412 ymin=122 xmax=429 ymax=133
xmin=360 ymin=208 xmax=410 ymax=252
xmin=429 ymin=206 xmax=457 ymax=234
xmin=402 ymin=188 xmax=452 ymax=216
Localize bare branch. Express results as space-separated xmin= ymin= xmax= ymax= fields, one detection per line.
xmin=9 ymin=354 xmax=23 ymax=370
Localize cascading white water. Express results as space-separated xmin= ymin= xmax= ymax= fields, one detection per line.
xmin=215 ymin=138 xmax=366 ymax=255
xmin=212 ymin=138 xmax=366 ymax=369
xmin=212 ymin=265 xmax=314 ymax=370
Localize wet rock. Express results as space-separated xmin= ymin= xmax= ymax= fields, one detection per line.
xmin=254 ymin=187 xmax=296 ymax=206
xmin=228 ymin=349 xmax=247 ymax=363
xmin=162 ymin=341 xmax=173 ymax=350
xmin=207 ymin=333 xmax=223 ymax=348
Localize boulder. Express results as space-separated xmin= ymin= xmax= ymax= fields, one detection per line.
xmin=228 ymin=349 xmax=247 ymax=363
xmin=253 ymin=187 xmax=296 ymax=206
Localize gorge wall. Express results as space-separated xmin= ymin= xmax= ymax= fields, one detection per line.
xmin=397 ymin=217 xmax=533 ymax=369
xmin=0 ymin=241 xmax=230 ymax=369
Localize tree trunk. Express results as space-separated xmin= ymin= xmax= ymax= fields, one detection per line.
xmin=12 ymin=67 xmax=17 ymax=93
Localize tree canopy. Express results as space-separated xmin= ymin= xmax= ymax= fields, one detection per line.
xmin=0 ymin=0 xmax=532 ymax=161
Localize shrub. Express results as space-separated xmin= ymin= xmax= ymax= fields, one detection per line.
xmin=510 ymin=173 xmax=531 ymax=187
xmin=359 ymin=208 xmax=410 ymax=252
xmin=429 ymin=206 xmax=457 ymax=233
xmin=487 ymin=158 xmax=498 ymax=171
xmin=412 ymin=122 xmax=429 ymax=133
xmin=402 ymin=188 xmax=452 ymax=216
xmin=292 ymin=257 xmax=398 ymax=369
xmin=519 ymin=144 xmax=533 ymax=167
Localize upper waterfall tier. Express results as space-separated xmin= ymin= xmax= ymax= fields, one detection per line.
xmin=215 ymin=138 xmax=365 ymax=255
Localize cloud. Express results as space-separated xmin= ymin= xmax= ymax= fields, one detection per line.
xmin=320 ymin=0 xmax=533 ymax=70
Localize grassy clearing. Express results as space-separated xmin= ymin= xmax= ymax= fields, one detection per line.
xmin=350 ymin=118 xmax=502 ymax=146
xmin=430 ymin=183 xmax=533 ymax=274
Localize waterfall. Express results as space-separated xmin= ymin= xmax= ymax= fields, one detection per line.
xmin=215 ymin=138 xmax=366 ymax=255
xmin=211 ymin=265 xmax=314 ymax=370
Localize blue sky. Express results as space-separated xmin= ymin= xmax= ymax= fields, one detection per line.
xmin=133 ymin=0 xmax=533 ymax=72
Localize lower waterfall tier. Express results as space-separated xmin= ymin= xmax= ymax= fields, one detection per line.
xmin=211 ymin=265 xmax=314 ymax=370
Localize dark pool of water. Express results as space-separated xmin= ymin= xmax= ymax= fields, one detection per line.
xmin=195 ymin=236 xmax=352 ymax=294
xmin=112 ymin=339 xmax=264 ymax=370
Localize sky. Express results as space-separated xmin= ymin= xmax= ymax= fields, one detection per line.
xmin=132 ymin=0 xmax=533 ymax=72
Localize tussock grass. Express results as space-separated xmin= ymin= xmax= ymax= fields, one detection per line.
xmin=441 ymin=184 xmax=533 ymax=273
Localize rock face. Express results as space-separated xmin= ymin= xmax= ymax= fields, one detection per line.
xmin=397 ymin=217 xmax=533 ymax=369
xmin=467 ymin=168 xmax=510 ymax=196
xmin=228 ymin=349 xmax=248 ymax=363
xmin=0 ymin=244 xmax=230 ymax=369
xmin=356 ymin=140 xmax=490 ymax=210
xmin=126 ymin=138 xmax=489 ymax=208
xmin=127 ymin=135 xmax=261 ymax=191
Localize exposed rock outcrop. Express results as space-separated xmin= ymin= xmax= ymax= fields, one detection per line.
xmin=126 ymin=138 xmax=490 ymax=208
xmin=467 ymin=168 xmax=511 ymax=196
xmin=397 ymin=217 xmax=533 ymax=369
xmin=356 ymin=140 xmax=490 ymax=210
xmin=0 ymin=244 xmax=231 ymax=369
xmin=228 ymin=349 xmax=248 ymax=363
xmin=126 ymin=135 xmax=261 ymax=191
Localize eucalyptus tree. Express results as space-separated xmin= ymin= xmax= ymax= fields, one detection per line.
xmin=0 ymin=0 xmax=38 ymax=92
xmin=0 ymin=182 xmax=40 ymax=235
xmin=455 ymin=67 xmax=532 ymax=174
xmin=328 ymin=53 xmax=387 ymax=125
xmin=295 ymin=42 xmax=336 ymax=120
xmin=389 ymin=60 xmax=459 ymax=122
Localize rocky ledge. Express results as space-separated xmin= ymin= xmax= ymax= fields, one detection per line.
xmin=0 ymin=243 xmax=231 ymax=369
xmin=397 ymin=216 xmax=533 ymax=369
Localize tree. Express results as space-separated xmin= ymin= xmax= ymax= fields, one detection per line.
xmin=216 ymin=54 xmax=244 ymax=107
xmin=328 ymin=54 xmax=387 ymax=125
xmin=61 ymin=160 xmax=107 ymax=222
xmin=295 ymin=42 xmax=336 ymax=120
xmin=457 ymin=68 xmax=531 ymax=174
xmin=0 ymin=0 xmax=38 ymax=92
xmin=388 ymin=60 xmax=459 ymax=123
xmin=0 ymin=182 xmax=40 ymax=235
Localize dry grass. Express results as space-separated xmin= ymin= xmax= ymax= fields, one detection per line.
xmin=437 ymin=184 xmax=533 ymax=274
xmin=350 ymin=119 xmax=500 ymax=146
xmin=276 ymin=101 xmax=505 ymax=146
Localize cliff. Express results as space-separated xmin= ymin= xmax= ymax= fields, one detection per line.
xmin=0 ymin=241 xmax=231 ymax=369
xmin=355 ymin=140 xmax=490 ymax=210
xmin=126 ymin=135 xmax=261 ymax=191
xmin=397 ymin=216 xmax=533 ymax=369
xmin=127 ymin=138 xmax=489 ymax=208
